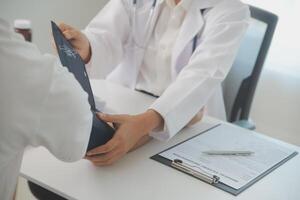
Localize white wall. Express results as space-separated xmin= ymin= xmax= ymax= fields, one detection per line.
xmin=251 ymin=69 xmax=300 ymax=145
xmin=0 ymin=0 xmax=108 ymax=53
xmin=242 ymin=0 xmax=300 ymax=145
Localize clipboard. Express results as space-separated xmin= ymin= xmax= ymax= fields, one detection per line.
xmin=151 ymin=124 xmax=298 ymax=196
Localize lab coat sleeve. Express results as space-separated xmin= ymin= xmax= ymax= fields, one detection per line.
xmin=149 ymin=3 xmax=250 ymax=141
xmin=0 ymin=20 xmax=92 ymax=163
xmin=83 ymin=0 xmax=131 ymax=79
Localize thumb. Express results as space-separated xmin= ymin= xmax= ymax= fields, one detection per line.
xmin=58 ymin=22 xmax=73 ymax=32
xmin=62 ymin=29 xmax=78 ymax=40
xmin=97 ymin=113 xmax=127 ymax=124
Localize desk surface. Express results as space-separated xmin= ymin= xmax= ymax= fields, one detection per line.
xmin=20 ymin=80 xmax=300 ymax=200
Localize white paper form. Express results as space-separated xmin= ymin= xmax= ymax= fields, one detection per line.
xmin=160 ymin=124 xmax=296 ymax=189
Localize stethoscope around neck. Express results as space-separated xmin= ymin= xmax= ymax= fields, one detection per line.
xmin=132 ymin=0 xmax=199 ymax=54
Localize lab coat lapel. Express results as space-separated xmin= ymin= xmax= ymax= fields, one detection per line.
xmin=118 ymin=0 xmax=163 ymax=89
xmin=171 ymin=1 xmax=204 ymax=70
xmin=144 ymin=0 xmax=164 ymax=46
xmin=171 ymin=0 xmax=221 ymax=73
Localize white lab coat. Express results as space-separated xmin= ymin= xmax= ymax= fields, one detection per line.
xmin=84 ymin=0 xmax=250 ymax=140
xmin=0 ymin=19 xmax=92 ymax=200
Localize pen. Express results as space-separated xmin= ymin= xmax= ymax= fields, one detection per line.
xmin=202 ymin=150 xmax=254 ymax=156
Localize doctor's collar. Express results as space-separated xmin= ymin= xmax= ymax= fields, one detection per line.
xmin=158 ymin=0 xmax=223 ymax=10
xmin=194 ymin=0 xmax=222 ymax=9
xmin=165 ymin=0 xmax=193 ymax=10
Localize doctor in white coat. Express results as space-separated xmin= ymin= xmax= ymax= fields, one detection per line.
xmin=0 ymin=18 xmax=93 ymax=200
xmin=59 ymin=0 xmax=250 ymax=166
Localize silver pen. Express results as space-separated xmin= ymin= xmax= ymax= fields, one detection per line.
xmin=202 ymin=150 xmax=254 ymax=156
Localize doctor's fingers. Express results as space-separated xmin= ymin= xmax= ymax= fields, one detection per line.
xmin=86 ymin=150 xmax=116 ymax=162
xmin=58 ymin=22 xmax=74 ymax=32
xmin=62 ymin=29 xmax=80 ymax=40
xmin=87 ymin=138 xmax=119 ymax=156
xmin=93 ymin=151 xmax=126 ymax=166
xmin=87 ymin=149 xmax=125 ymax=166
xmin=93 ymin=157 xmax=123 ymax=166
xmin=97 ymin=113 xmax=130 ymax=124
xmin=58 ymin=23 xmax=82 ymax=41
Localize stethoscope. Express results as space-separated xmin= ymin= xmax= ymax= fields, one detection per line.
xmin=132 ymin=0 xmax=199 ymax=54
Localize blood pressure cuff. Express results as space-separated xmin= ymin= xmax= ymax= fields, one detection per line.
xmin=87 ymin=113 xmax=115 ymax=151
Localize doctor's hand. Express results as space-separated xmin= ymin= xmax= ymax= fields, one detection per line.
xmin=56 ymin=23 xmax=92 ymax=63
xmin=85 ymin=110 xmax=163 ymax=166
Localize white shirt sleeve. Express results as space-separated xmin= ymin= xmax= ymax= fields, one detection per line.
xmin=83 ymin=0 xmax=131 ymax=79
xmin=0 ymin=18 xmax=93 ymax=162
xmin=0 ymin=19 xmax=93 ymax=200
xmin=4 ymin=29 xmax=93 ymax=162
xmin=31 ymin=60 xmax=93 ymax=162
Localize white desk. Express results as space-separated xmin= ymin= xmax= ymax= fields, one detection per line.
xmin=20 ymin=80 xmax=300 ymax=200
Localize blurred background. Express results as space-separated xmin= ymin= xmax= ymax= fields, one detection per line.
xmin=0 ymin=0 xmax=299 ymax=199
